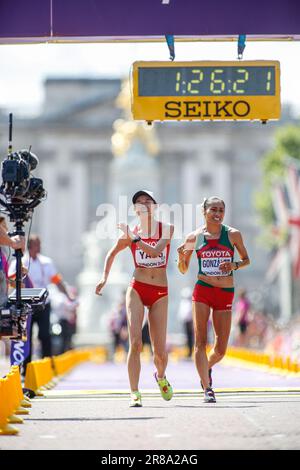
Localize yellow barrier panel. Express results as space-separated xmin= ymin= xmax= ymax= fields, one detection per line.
xmin=38 ymin=358 xmax=55 ymax=390
xmin=5 ymin=373 xmax=23 ymax=425
xmin=0 ymin=378 xmax=19 ymax=435
xmin=0 ymin=366 xmax=32 ymax=436
xmin=8 ymin=371 xmax=29 ymax=416
xmin=46 ymin=358 xmax=56 ymax=388
xmin=11 ymin=366 xmax=32 ymax=408
xmin=226 ymin=346 xmax=300 ymax=374
xmin=24 ymin=362 xmax=45 ymax=395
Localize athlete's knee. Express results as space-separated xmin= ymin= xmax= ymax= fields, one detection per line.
xmin=213 ymin=345 xmax=227 ymax=360
xmin=129 ymin=338 xmax=143 ymax=354
xmin=194 ymin=338 xmax=207 ymax=353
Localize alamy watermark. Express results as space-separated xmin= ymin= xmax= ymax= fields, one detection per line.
xmin=95 ymin=196 xmax=204 ymax=240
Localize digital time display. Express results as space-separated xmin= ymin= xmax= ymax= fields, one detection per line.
xmin=131 ymin=61 xmax=281 ymax=122
xmin=138 ymin=66 xmax=275 ymax=96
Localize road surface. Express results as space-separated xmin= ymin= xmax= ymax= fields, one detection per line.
xmin=0 ymin=356 xmax=299 ymax=450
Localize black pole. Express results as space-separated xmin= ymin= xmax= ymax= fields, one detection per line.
xmin=8 ymin=113 xmax=13 ymax=155
xmin=12 ymin=220 xmax=25 ymax=309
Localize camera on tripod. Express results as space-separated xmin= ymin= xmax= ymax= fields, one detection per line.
xmin=1 ymin=149 xmax=45 ymax=204
xmin=0 ymin=114 xmax=48 ymax=341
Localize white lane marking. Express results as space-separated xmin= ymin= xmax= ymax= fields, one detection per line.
xmin=35 ymin=393 xmax=300 ymax=403
xmin=155 ymin=434 xmax=171 ymax=438
xmin=40 ymin=435 xmax=56 ymax=439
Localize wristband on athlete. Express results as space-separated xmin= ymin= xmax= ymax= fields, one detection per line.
xmin=132 ymin=235 xmax=141 ymax=244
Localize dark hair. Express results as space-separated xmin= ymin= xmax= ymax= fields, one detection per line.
xmin=202 ymin=196 xmax=225 ymax=211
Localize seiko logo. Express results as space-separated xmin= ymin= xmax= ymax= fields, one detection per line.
xmin=164 ymin=100 xmax=250 ymax=119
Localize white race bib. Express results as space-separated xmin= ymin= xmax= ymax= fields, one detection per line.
xmin=201 ymin=257 xmax=231 ymax=277
xmin=135 ymin=247 xmax=167 ymax=268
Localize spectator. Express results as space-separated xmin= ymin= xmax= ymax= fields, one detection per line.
xmin=109 ymin=291 xmax=128 ymax=356
xmin=50 ymin=286 xmax=78 ymax=354
xmin=0 ymin=215 xmax=25 ymax=357
xmin=9 ymin=234 xmax=74 ymax=373
xmin=0 ymin=215 xmax=25 ymax=307
xmin=234 ymin=289 xmax=251 ymax=347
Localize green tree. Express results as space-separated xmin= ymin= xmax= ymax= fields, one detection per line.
xmin=255 ymin=125 xmax=300 ymax=246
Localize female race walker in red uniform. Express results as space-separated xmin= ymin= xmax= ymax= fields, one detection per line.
xmin=95 ymin=190 xmax=174 ymax=407
xmin=177 ymin=196 xmax=250 ymax=403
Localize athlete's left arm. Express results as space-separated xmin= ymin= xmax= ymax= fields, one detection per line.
xmin=219 ymin=230 xmax=250 ymax=274
xmin=230 ymin=230 xmax=250 ymax=270
xmin=135 ymin=224 xmax=174 ymax=257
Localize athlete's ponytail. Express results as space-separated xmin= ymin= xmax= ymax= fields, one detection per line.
xmin=201 ymin=198 xmax=208 ymax=211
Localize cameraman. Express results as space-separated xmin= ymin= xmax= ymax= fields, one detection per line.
xmin=0 ymin=216 xmax=25 ymax=357
xmin=0 ymin=216 xmax=25 ymax=306
xmin=9 ymin=234 xmax=74 ymax=372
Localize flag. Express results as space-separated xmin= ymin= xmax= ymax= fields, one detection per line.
xmin=270 ymin=159 xmax=300 ymax=279
xmin=286 ymin=162 xmax=300 ymax=278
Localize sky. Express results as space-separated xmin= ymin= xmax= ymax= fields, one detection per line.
xmin=0 ymin=40 xmax=300 ymax=116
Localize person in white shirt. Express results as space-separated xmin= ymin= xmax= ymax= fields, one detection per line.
xmin=9 ymin=234 xmax=74 ymax=371
xmin=50 ymin=286 xmax=78 ymax=354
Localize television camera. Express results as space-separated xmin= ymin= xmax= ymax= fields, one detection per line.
xmin=0 ymin=114 xmax=48 ymax=341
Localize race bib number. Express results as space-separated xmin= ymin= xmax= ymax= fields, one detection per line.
xmin=136 ymin=247 xmax=167 ymax=268
xmin=201 ymin=257 xmax=231 ymax=276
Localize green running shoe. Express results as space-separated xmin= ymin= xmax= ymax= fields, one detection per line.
xmin=154 ymin=372 xmax=173 ymax=401
xmin=129 ymin=391 xmax=142 ymax=407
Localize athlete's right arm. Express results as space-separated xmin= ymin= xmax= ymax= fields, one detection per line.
xmin=177 ymin=232 xmax=196 ymax=274
xmin=95 ymin=236 xmax=130 ymax=296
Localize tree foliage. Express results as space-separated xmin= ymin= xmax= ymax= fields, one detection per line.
xmin=255 ymin=125 xmax=300 ymax=246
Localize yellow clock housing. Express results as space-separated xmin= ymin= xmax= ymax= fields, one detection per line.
xmin=131 ymin=60 xmax=281 ymax=123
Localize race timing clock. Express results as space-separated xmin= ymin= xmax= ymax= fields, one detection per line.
xmin=131 ymin=60 xmax=281 ymax=123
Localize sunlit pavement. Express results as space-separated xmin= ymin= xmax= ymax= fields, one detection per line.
xmin=0 ymin=357 xmax=300 ymax=450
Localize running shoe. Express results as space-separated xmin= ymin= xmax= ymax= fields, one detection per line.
xmin=154 ymin=372 xmax=173 ymax=401
xmin=204 ymin=387 xmax=216 ymax=403
xmin=129 ymin=391 xmax=142 ymax=407
xmin=200 ymin=368 xmax=213 ymax=390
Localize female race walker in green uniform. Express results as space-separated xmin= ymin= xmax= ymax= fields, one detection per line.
xmin=95 ymin=190 xmax=174 ymax=407
xmin=177 ymin=196 xmax=250 ymax=403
